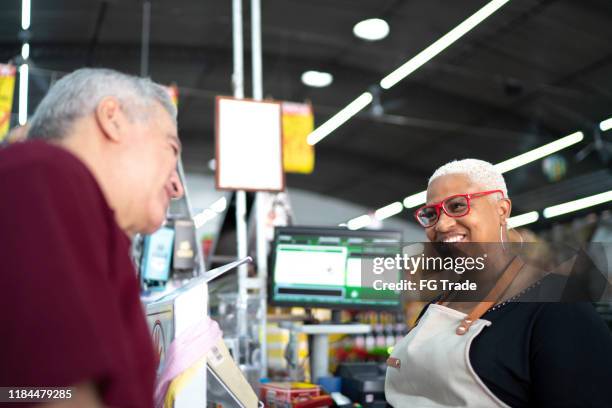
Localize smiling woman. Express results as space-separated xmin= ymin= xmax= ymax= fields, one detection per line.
xmin=422 ymin=159 xmax=510 ymax=244
xmin=385 ymin=159 xmax=612 ymax=407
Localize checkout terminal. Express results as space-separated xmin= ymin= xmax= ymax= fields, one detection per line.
xmin=270 ymin=226 xmax=402 ymax=406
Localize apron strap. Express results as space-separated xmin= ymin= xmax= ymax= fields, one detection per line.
xmin=456 ymin=256 xmax=525 ymax=335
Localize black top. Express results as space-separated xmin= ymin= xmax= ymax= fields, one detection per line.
xmin=418 ymin=275 xmax=612 ymax=407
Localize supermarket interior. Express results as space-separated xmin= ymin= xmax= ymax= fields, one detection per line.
xmin=1 ymin=1 xmax=612 ymax=407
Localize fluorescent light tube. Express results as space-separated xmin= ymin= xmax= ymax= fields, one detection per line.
xmin=21 ymin=43 xmax=29 ymax=60
xmin=380 ymin=0 xmax=510 ymax=89
xmin=347 ymin=214 xmax=373 ymax=230
xmin=193 ymin=209 xmax=218 ymax=229
xmin=494 ymin=131 xmax=583 ymax=173
xmin=600 ymin=117 xmax=612 ymax=132
xmin=22 ymin=0 xmax=31 ymax=30
xmin=309 ymin=0 xmax=510 ymax=146
xmin=18 ymin=63 xmax=28 ymax=125
xmin=210 ymin=197 xmax=227 ymax=213
xmin=507 ymin=211 xmax=539 ymax=228
xmin=543 ymin=191 xmax=612 ymax=219
xmin=374 ymin=202 xmax=403 ymax=220
xmin=403 ymin=191 xmax=427 ymax=209
xmin=307 ymin=92 xmax=372 ymax=145
xmin=400 ymin=132 xmax=583 ymax=211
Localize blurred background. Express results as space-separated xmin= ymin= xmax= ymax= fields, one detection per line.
xmin=1 ymin=0 xmax=611 ymax=241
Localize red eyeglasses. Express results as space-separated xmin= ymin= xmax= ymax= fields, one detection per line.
xmin=414 ymin=190 xmax=504 ymax=228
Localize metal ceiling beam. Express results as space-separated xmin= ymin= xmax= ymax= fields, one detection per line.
xmin=86 ymin=1 xmax=108 ymax=67
xmin=0 ymin=42 xmax=213 ymax=64
xmin=2 ymin=40 xmax=589 ymax=145
xmin=510 ymin=168 xmax=612 ymax=212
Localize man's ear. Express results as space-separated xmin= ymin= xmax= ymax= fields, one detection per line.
xmin=498 ymin=198 xmax=512 ymax=226
xmin=95 ymin=97 xmax=123 ymax=143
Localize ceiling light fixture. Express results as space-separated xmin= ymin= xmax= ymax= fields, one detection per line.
xmin=18 ymin=63 xmax=28 ymax=125
xmin=307 ymin=92 xmax=373 ymax=145
xmin=21 ymin=0 xmax=31 ymax=30
xmin=347 ymin=214 xmax=373 ymax=230
xmin=353 ymin=18 xmax=390 ymax=41
xmin=507 ymin=211 xmax=539 ymax=228
xmin=301 ymin=70 xmax=333 ymax=88
xmin=401 ymin=132 xmax=585 ymax=209
xmin=210 ymin=196 xmax=228 ymax=213
xmin=493 ymin=131 xmax=584 ymax=173
xmin=600 ymin=117 xmax=612 ymax=132
xmin=193 ymin=209 xmax=218 ymax=229
xmin=543 ymin=191 xmax=612 ymax=219
xmin=374 ymin=201 xmax=403 ymax=221
xmin=21 ymin=43 xmax=29 ymax=60
xmin=380 ymin=0 xmax=510 ymax=90
xmin=403 ymin=191 xmax=428 ymax=209
xmin=193 ymin=196 xmax=229 ymax=228
xmin=307 ymin=0 xmax=510 ymax=146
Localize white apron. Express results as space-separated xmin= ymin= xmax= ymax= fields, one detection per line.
xmin=385 ymin=304 xmax=509 ymax=407
xmin=385 ymin=256 xmax=524 ymax=408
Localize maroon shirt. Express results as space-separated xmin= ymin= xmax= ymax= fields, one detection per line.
xmin=0 ymin=140 xmax=156 ymax=407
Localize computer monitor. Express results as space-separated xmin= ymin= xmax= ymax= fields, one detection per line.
xmin=141 ymin=226 xmax=175 ymax=282
xmin=269 ymin=226 xmax=402 ymax=310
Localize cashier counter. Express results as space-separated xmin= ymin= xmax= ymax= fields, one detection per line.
xmin=144 ymin=257 xmax=260 ymax=408
xmin=279 ymin=320 xmax=389 ymax=407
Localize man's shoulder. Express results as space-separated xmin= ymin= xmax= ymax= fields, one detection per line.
xmin=0 ymin=139 xmax=86 ymax=176
xmin=0 ymin=140 xmax=101 ymax=198
xmin=0 ymin=139 xmax=114 ymax=231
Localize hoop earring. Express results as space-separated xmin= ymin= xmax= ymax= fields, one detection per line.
xmin=500 ymin=224 xmax=508 ymax=252
xmin=513 ymin=229 xmax=524 ymax=247
xmin=501 ymin=225 xmax=525 ymax=253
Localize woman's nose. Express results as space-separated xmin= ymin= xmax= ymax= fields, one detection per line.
xmin=435 ymin=211 xmax=456 ymax=231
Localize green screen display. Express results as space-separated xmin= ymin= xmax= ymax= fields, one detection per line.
xmin=271 ymin=227 xmax=402 ymax=309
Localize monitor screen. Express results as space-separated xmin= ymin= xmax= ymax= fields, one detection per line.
xmin=142 ymin=227 xmax=175 ymax=282
xmin=269 ymin=226 xmax=402 ymax=310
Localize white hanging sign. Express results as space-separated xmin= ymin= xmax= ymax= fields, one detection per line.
xmin=216 ymin=96 xmax=284 ymax=192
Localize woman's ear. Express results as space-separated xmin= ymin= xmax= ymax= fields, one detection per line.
xmin=498 ymin=198 xmax=512 ymax=226
xmin=95 ymin=96 xmax=123 ymax=143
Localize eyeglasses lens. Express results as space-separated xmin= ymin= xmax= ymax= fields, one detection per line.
xmin=443 ymin=195 xmax=469 ymax=216
xmin=417 ymin=206 xmax=438 ymax=227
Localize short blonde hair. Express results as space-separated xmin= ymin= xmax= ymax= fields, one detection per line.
xmin=428 ymin=158 xmax=508 ymax=198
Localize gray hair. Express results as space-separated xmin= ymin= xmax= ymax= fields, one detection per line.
xmin=429 ymin=158 xmax=509 ymax=198
xmin=28 ymin=68 xmax=177 ymax=140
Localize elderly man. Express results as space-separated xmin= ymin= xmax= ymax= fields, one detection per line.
xmin=0 ymin=68 xmax=184 ymax=407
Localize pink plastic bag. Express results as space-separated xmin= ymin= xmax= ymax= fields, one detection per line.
xmin=154 ymin=316 xmax=222 ymax=407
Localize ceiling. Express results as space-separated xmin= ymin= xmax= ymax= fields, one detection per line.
xmin=2 ymin=0 xmax=612 ymax=226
